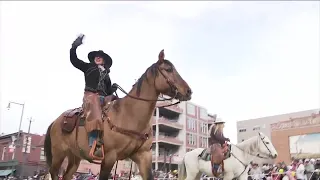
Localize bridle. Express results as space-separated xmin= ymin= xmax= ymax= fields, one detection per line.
xmin=237 ymin=133 xmax=274 ymax=159
xmin=230 ymin=133 xmax=275 ymax=178
xmin=114 ymin=63 xmax=183 ymax=107
xmin=256 ymin=133 xmax=274 ymax=159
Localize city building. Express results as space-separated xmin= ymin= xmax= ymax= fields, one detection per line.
xmin=271 ymin=112 xmax=320 ymax=164
xmin=236 ymin=109 xmax=320 ymax=143
xmin=152 ymin=100 xmax=216 ymax=171
xmin=0 ymin=131 xmax=46 ymax=177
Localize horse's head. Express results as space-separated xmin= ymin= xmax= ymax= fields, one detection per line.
xmin=136 ymin=50 xmax=192 ymax=101
xmin=155 ymin=50 xmax=192 ymax=101
xmin=257 ymin=132 xmax=278 ymax=159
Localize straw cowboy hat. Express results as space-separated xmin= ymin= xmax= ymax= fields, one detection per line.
xmin=88 ymin=50 xmax=113 ymax=68
xmin=214 ymin=119 xmax=225 ymax=124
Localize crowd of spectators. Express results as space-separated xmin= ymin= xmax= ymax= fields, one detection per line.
xmin=248 ymin=158 xmax=320 ymax=180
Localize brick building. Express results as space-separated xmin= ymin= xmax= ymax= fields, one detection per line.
xmin=0 ymin=131 xmax=46 ymax=177
xmin=270 ymin=113 xmax=320 ymax=164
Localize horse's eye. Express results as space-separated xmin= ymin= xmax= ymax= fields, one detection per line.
xmin=165 ymin=67 xmax=173 ymax=72
xmin=265 ymin=142 xmax=269 ymax=144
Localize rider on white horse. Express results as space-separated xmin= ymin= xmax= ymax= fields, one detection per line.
xmin=208 ymin=120 xmax=230 ymax=175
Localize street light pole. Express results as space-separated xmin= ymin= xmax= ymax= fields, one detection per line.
xmin=7 ymin=101 xmax=25 ymax=160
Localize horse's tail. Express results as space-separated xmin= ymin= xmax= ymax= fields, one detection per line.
xmin=44 ymin=122 xmax=53 ymax=167
xmin=178 ymin=156 xmax=187 ymax=180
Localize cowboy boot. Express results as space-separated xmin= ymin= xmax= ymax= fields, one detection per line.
xmin=94 ymin=147 xmax=103 ymax=157
xmin=93 ymin=131 xmax=104 ymax=157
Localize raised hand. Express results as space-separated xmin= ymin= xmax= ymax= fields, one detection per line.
xmin=72 ymin=34 xmax=85 ymax=48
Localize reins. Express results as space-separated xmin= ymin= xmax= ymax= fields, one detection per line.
xmin=113 ymin=66 xmax=182 ymax=108
xmin=230 ymin=134 xmax=274 ymax=178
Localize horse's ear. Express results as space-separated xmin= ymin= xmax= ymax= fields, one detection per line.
xmin=158 ymin=49 xmax=165 ymax=63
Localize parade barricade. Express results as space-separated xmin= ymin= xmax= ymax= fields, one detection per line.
xmin=107 ymin=170 xmax=319 ymax=180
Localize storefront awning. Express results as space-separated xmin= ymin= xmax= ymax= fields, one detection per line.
xmin=0 ymin=160 xmax=19 ymax=167
xmin=0 ymin=169 xmax=15 ymax=177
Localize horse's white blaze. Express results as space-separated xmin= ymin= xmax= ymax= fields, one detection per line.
xmin=178 ymin=132 xmax=278 ymax=180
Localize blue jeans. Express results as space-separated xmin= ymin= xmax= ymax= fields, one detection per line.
xmin=88 ymin=96 xmax=104 ymax=147
xmin=89 ymin=130 xmax=99 ymax=147
xmin=213 ymin=164 xmax=220 ymax=171
xmin=99 ymin=96 xmax=105 ymax=105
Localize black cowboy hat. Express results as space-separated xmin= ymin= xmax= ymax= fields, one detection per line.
xmin=88 ymin=50 xmax=113 ymax=68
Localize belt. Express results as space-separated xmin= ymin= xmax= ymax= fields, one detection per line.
xmin=84 ymin=87 xmax=107 ymax=96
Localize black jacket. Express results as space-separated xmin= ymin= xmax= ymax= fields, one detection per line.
xmin=70 ymin=47 xmax=113 ymax=96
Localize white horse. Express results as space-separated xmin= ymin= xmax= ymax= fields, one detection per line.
xmin=178 ymin=132 xmax=278 ymax=180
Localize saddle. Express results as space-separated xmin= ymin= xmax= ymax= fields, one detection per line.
xmin=199 ymin=144 xmax=231 ymax=177
xmin=61 ymin=95 xmax=118 ymax=133
xmin=199 ymin=144 xmax=231 ymax=162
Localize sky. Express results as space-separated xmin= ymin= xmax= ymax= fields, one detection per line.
xmin=0 ymin=1 xmax=319 ymax=143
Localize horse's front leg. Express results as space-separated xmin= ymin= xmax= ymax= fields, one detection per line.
xmin=132 ymin=150 xmax=153 ymax=180
xmin=99 ymin=151 xmax=117 ymax=180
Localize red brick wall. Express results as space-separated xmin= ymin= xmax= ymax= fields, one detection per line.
xmin=271 ymin=115 xmax=320 ymax=164
xmin=0 ymin=133 xmax=44 ymax=164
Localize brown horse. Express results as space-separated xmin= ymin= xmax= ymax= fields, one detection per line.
xmin=44 ymin=50 xmax=192 ymax=180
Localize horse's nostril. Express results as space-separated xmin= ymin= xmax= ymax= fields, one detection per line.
xmin=187 ymin=89 xmax=192 ymax=96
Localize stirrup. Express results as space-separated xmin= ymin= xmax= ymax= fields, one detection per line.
xmin=89 ymin=140 xmax=105 ymax=160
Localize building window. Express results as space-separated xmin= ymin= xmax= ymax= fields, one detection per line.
xmin=200 ymin=122 xmax=208 ymax=134
xmin=1 ymin=147 xmax=6 ymax=161
xmin=40 ymin=148 xmax=45 ymax=161
xmin=187 ymin=103 xmax=196 ymax=116
xmin=22 ymin=135 xmax=32 ymax=153
xmin=199 ymin=108 xmax=207 ymax=120
xmin=239 ymin=128 xmax=246 ymax=132
xmin=253 ymin=126 xmax=260 ymax=131
xmin=187 ymin=133 xmax=196 ymax=145
xmin=187 ymin=117 xmax=196 ymax=130
xmin=200 ymin=136 xmax=208 ymax=148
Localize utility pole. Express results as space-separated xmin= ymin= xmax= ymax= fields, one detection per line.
xmin=20 ymin=117 xmax=34 ymax=178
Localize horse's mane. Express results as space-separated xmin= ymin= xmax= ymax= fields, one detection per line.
xmin=236 ymin=135 xmax=259 ymax=159
xmin=136 ymin=60 xmax=173 ymax=96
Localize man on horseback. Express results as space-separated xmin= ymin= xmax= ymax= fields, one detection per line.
xmin=70 ymin=34 xmax=117 ymax=158
xmin=208 ymin=120 xmax=230 ymax=175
